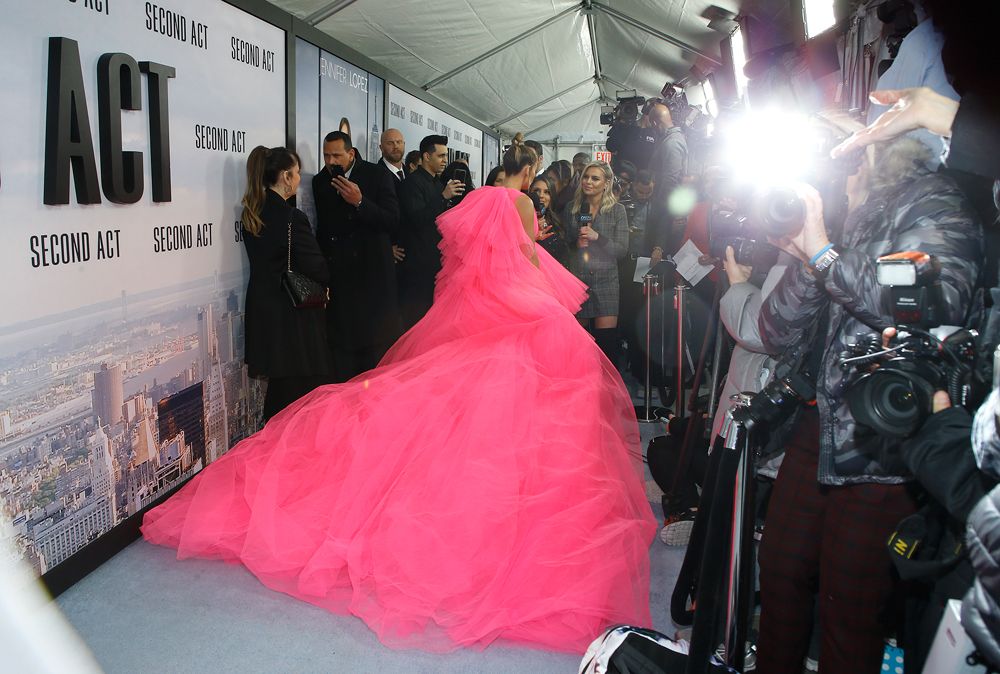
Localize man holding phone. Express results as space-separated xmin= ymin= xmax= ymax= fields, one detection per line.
xmin=397 ymin=134 xmax=464 ymax=329
xmin=312 ymin=130 xmax=400 ymax=381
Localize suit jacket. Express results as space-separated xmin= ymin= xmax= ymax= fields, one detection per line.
xmin=397 ymin=166 xmax=448 ymax=283
xmin=312 ymin=158 xmax=400 ymax=349
xmin=378 ymin=158 xmax=408 ymax=199
xmin=242 ymin=190 xmax=330 ymax=378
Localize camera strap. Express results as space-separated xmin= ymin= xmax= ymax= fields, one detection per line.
xmin=773 ymin=305 xmax=827 ymax=399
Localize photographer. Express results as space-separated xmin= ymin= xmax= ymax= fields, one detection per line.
xmin=754 ymin=127 xmax=983 ymax=673
xmin=830 ymin=84 xmax=1000 ymax=671
xmin=660 ymin=242 xmax=796 ymax=545
xmin=606 ymin=99 xmax=659 ymax=172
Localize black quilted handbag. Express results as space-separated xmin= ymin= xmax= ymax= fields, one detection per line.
xmin=281 ymin=222 xmax=329 ymax=309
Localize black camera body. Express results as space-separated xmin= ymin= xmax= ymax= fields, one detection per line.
xmin=841 ymin=253 xmax=981 ymax=439
xmin=744 ymin=118 xmax=858 ymax=239
xmin=734 ymin=370 xmax=816 ymax=433
xmin=844 ymin=330 xmax=976 ymax=438
xmin=708 ymin=207 xmax=781 ymax=269
xmin=600 ymin=95 xmax=647 ymax=126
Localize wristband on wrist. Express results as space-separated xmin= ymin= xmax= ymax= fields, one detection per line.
xmin=811 ymin=245 xmax=840 ymax=278
xmin=809 ymin=243 xmax=835 ymax=266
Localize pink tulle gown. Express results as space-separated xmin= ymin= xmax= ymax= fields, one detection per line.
xmin=141 ymin=186 xmax=657 ymax=653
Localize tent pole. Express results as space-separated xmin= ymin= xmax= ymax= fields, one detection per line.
xmin=422 ymin=5 xmax=581 ymax=91
xmin=524 ymin=97 xmax=609 ymax=138
xmin=493 ymin=78 xmax=594 ymax=128
xmin=304 ymin=0 xmax=361 ymax=26
xmin=591 ymin=1 xmax=723 ymax=66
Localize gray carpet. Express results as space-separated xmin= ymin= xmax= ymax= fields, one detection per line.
xmin=57 ymin=514 xmax=682 ymax=674
xmin=57 ymin=383 xmax=686 ymax=673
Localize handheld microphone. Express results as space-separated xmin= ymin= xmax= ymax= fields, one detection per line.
xmin=578 ymin=203 xmax=593 ymax=248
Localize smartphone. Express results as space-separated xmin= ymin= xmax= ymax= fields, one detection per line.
xmin=453 ymin=168 xmax=467 ymax=184
xmin=327 ymin=164 xmax=345 ymax=179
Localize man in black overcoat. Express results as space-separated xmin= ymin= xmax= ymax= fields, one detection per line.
xmin=397 ymin=134 xmax=464 ymax=330
xmin=378 ymin=128 xmax=409 ymax=273
xmin=312 ymin=130 xmax=400 ymax=381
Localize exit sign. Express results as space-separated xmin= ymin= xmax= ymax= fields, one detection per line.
xmin=595 ymin=151 xmax=612 ymax=163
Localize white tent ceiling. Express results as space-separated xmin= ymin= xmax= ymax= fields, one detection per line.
xmin=272 ymin=0 xmax=790 ymax=143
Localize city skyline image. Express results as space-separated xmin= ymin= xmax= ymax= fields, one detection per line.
xmin=0 ymin=272 xmax=264 ymax=574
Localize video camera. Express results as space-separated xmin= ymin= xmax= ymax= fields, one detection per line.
xmin=600 ymin=91 xmax=647 ymax=126
xmin=840 ymin=252 xmax=982 ymax=438
xmin=660 ymin=84 xmax=698 ymax=130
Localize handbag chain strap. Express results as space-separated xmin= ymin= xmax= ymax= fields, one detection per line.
xmin=286 ymin=221 xmax=293 ymax=273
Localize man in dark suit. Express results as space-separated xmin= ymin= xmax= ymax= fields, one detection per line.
xmin=312 ymin=130 xmax=400 ymax=381
xmin=397 ymin=134 xmax=464 ymax=330
xmin=378 ymin=128 xmax=408 ymax=187
xmin=378 ymin=128 xmax=409 ymax=269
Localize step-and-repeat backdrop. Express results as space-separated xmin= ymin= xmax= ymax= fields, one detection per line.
xmin=294 ymin=38 xmax=385 ymax=228
xmin=387 ymin=84 xmax=486 ymax=186
xmin=0 ymin=0 xmax=285 ymax=574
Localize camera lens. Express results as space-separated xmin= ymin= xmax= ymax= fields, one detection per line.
xmin=847 ymin=368 xmax=933 ymax=438
xmin=758 ymin=188 xmax=805 ymax=238
xmin=872 ymin=376 xmax=918 ymax=427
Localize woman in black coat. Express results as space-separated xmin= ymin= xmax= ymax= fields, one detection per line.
xmin=241 ymin=146 xmax=330 ymax=420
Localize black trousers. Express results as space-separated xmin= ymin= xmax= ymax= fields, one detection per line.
xmin=262 ymin=375 xmax=328 ymax=421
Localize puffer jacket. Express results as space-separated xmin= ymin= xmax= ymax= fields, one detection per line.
xmin=963 ymin=483 xmax=1000 ymax=670
xmin=759 ymin=138 xmax=983 ymax=485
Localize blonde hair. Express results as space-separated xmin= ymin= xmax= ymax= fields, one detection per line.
xmin=502 ymin=132 xmax=538 ymax=176
xmin=570 ymin=161 xmax=617 ymax=216
xmin=240 ymin=146 xmax=300 ymax=237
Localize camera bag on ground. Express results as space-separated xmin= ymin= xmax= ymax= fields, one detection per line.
xmin=579 ymin=625 xmax=733 ymax=674
xmin=647 ymin=418 xmax=708 ymax=515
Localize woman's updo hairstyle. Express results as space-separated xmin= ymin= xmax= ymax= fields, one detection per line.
xmin=501 ymin=132 xmax=537 ymax=176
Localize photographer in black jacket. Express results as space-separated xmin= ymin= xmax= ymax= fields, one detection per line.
xmin=833 ymin=82 xmax=1000 ymax=670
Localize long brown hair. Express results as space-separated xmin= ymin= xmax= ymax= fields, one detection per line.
xmin=501 ymin=132 xmax=537 ymax=177
xmin=545 ymin=160 xmax=573 ymax=193
xmin=240 ymin=146 xmax=300 ymax=237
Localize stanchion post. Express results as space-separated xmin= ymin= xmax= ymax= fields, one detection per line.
xmin=634 ymin=273 xmax=663 ymax=423
xmin=675 ymin=283 xmax=687 ymax=418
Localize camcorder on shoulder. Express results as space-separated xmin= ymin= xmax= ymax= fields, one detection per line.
xmin=840 ymin=252 xmax=984 ymax=439
xmin=600 ymin=94 xmax=647 ymax=126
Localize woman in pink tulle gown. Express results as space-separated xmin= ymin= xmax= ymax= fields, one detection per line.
xmin=142 ymin=136 xmax=657 ymax=654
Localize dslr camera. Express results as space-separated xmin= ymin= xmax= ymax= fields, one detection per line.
xmin=707 ymin=206 xmax=781 ymax=270
xmin=754 ymin=121 xmax=854 ymax=238
xmin=722 ymin=114 xmax=861 ymax=239
xmin=841 ymin=252 xmax=980 ymax=438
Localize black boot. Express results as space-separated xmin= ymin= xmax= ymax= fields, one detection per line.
xmin=593 ymin=327 xmax=622 ymax=371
